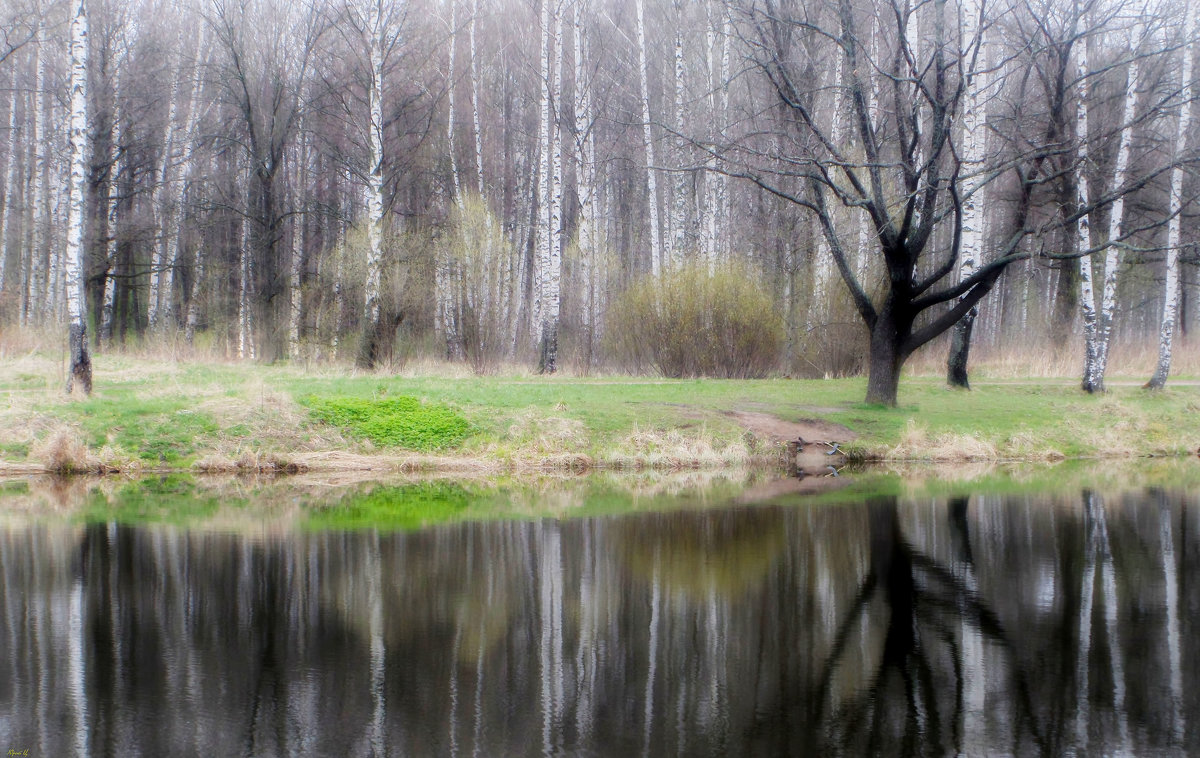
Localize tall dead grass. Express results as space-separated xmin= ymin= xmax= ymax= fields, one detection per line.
xmin=906 ymin=335 xmax=1200 ymax=380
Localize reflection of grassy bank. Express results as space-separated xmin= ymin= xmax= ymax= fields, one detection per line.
xmin=1 ymin=354 xmax=1199 ymax=473
xmin=2 ymin=460 xmax=1197 ymax=532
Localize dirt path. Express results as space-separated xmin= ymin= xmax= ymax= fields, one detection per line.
xmin=724 ymin=410 xmax=856 ymax=445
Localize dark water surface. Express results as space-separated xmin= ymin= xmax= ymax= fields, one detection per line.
xmin=0 ymin=472 xmax=1198 ymax=756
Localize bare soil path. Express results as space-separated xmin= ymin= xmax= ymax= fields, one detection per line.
xmin=724 ymin=410 xmax=856 ymax=446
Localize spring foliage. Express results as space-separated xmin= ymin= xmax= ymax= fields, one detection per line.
xmin=608 ymin=263 xmax=784 ymax=378
xmin=302 ymin=395 xmax=472 ymax=450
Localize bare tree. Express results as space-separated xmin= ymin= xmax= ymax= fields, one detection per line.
xmin=206 ymin=0 xmax=324 ymax=362
xmin=729 ymin=0 xmax=1173 ymax=404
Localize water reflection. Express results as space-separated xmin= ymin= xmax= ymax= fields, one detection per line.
xmin=0 ymin=485 xmax=1196 ymax=756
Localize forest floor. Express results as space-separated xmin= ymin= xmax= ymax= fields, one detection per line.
xmin=1 ymin=351 xmax=1199 ymax=475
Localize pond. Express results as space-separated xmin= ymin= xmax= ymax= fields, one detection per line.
xmin=0 ymin=464 xmax=1197 ymax=757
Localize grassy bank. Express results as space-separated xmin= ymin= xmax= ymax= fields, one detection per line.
xmin=0 ymin=352 xmax=1198 ymax=474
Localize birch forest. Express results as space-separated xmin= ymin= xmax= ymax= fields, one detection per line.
xmin=1 ymin=0 xmax=1199 ymax=397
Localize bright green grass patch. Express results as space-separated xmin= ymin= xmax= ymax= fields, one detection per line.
xmin=301 ymin=395 xmax=472 ymax=450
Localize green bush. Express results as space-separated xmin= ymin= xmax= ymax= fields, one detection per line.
xmin=301 ymin=395 xmax=472 ymax=450
xmin=607 ymin=262 xmax=784 ymax=378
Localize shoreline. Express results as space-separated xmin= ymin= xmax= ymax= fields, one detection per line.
xmin=1 ymin=355 xmax=1198 ymax=477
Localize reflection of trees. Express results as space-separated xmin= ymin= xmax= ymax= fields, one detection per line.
xmin=793 ymin=496 xmax=1047 ymax=757
xmin=0 ymin=487 xmax=1196 ymax=756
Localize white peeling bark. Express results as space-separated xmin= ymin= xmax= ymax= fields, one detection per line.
xmin=636 ymin=0 xmax=662 ymax=275
xmin=470 ymin=0 xmax=485 ymax=198
xmin=447 ymin=0 xmax=463 ymax=205
xmin=359 ymin=0 xmax=389 ymax=368
xmin=702 ymin=4 xmax=718 ymax=266
xmin=1148 ymin=0 xmax=1196 ymax=389
xmin=574 ymin=0 xmax=598 ymax=366
xmin=238 ymin=214 xmax=251 ymax=359
xmin=0 ymin=68 xmax=19 ymax=294
xmin=27 ymin=26 xmax=46 ymax=326
xmin=532 ymin=0 xmax=551 ymax=347
xmin=1076 ymin=34 xmax=1101 ymax=392
xmin=64 ymin=0 xmax=91 ymax=394
xmin=669 ymin=13 xmax=686 ymax=267
xmin=1094 ymin=53 xmax=1139 ymax=386
xmin=947 ymin=0 xmax=988 ymax=387
xmin=540 ymin=0 xmax=563 ymax=373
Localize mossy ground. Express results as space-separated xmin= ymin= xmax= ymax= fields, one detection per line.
xmin=0 ymin=352 xmax=1198 ymax=472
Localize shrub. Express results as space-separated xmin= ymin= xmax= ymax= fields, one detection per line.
xmin=607 ymin=262 xmax=784 ymax=378
xmin=301 ymin=395 xmax=472 ymax=451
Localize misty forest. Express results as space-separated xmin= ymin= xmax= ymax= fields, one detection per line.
xmin=1 ymin=0 xmax=1199 ymax=404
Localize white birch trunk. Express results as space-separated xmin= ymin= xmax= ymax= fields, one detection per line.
xmin=360 ymin=0 xmax=388 ymax=367
xmin=702 ymin=4 xmax=718 ymax=266
xmin=101 ymin=60 xmax=124 ymax=344
xmin=540 ymin=0 xmax=564 ymax=373
xmin=0 ymin=68 xmax=19 ymax=294
xmin=470 ymin=0 xmax=485 ymax=198
xmin=238 ymin=214 xmax=251 ymax=359
xmin=946 ymin=0 xmax=988 ymax=386
xmin=64 ymin=0 xmax=91 ymax=394
xmin=669 ymin=16 xmax=686 ymax=267
xmin=636 ymin=0 xmax=662 ymax=275
xmin=1149 ymin=0 xmax=1196 ymax=388
xmin=447 ymin=0 xmax=463 ymax=206
xmin=532 ymin=0 xmax=551 ymax=347
xmin=716 ymin=8 xmax=730 ymax=262
xmin=46 ymin=143 xmax=65 ymax=324
xmin=574 ymin=0 xmax=598 ymax=365
xmin=27 ymin=27 xmax=46 ymax=326
xmin=1076 ymin=35 xmax=1101 ymax=391
xmin=1092 ymin=53 xmax=1140 ymax=388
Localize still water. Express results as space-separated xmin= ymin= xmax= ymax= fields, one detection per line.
xmin=0 ymin=470 xmax=1197 ymax=756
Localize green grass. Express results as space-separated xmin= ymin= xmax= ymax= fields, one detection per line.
xmin=4 ymin=354 xmax=1200 ymax=470
xmin=300 ymin=394 xmax=472 ymax=450
xmin=60 ymin=393 xmax=220 ymax=463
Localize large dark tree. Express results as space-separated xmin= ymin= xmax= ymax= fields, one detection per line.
xmin=728 ymin=0 xmax=1165 ymax=404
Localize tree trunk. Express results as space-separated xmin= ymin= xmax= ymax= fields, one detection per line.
xmin=539 ymin=0 xmax=563 ymax=374
xmin=27 ymin=27 xmax=46 ymax=326
xmin=635 ymin=0 xmax=662 ymax=275
xmin=946 ymin=0 xmax=987 ymax=389
xmin=1149 ymin=0 xmax=1195 ymax=389
xmin=358 ymin=0 xmax=388 ymax=369
xmin=947 ymin=314 xmax=974 ymax=389
xmin=1074 ymin=33 xmax=1101 ymax=393
xmin=64 ymin=0 xmax=91 ymax=395
xmin=249 ymin=167 xmax=287 ymax=361
xmin=865 ymin=311 xmax=904 ymax=405
xmin=1093 ymin=54 xmax=1140 ymax=386
xmin=0 ymin=67 xmax=19 ymax=295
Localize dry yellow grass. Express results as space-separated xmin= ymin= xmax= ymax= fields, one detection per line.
xmin=905 ymin=335 xmax=1200 ymax=380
